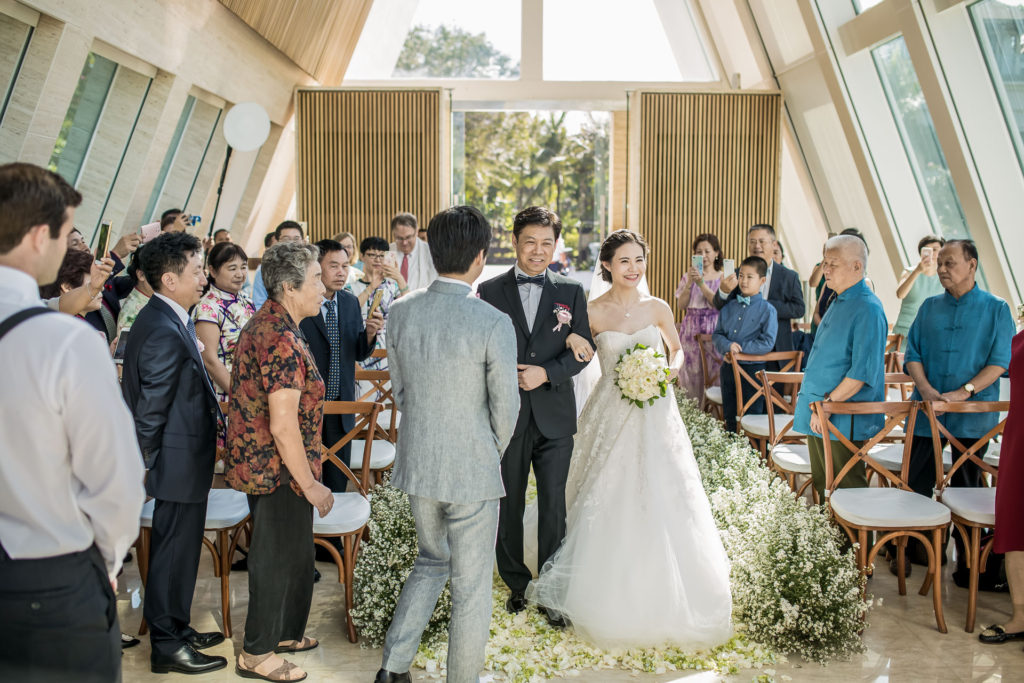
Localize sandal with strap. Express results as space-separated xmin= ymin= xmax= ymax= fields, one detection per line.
xmin=236 ymin=653 xmax=308 ymax=682
xmin=979 ymin=625 xmax=1024 ymax=644
xmin=274 ymin=636 xmax=318 ymax=654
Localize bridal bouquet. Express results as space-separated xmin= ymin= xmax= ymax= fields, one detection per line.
xmin=614 ymin=343 xmax=671 ymax=408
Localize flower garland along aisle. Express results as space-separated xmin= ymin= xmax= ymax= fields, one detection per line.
xmin=350 ymin=397 xmax=868 ymax=681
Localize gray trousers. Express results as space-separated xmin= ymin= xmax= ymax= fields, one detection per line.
xmin=382 ymin=495 xmax=499 ymax=683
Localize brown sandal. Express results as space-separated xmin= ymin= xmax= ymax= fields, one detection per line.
xmin=274 ymin=636 xmax=318 ymax=654
xmin=236 ymin=653 xmax=307 ymax=682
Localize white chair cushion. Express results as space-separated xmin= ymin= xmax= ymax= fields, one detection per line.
xmin=940 ymin=487 xmax=995 ymax=526
xmin=377 ymin=409 xmax=401 ymax=431
xmin=349 ymin=439 xmax=396 ymax=470
xmin=313 ymin=492 xmax=371 ymax=535
xmin=139 ymin=489 xmax=249 ymax=529
xmin=741 ymin=413 xmax=793 ymax=438
xmin=770 ymin=443 xmax=812 ymax=474
xmin=705 ymin=386 xmax=723 ymax=405
xmin=830 ymin=488 xmax=950 ymax=528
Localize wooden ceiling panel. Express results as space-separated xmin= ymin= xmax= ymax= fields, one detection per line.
xmin=218 ymin=0 xmax=373 ymax=84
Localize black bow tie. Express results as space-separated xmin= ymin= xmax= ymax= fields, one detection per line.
xmin=516 ymin=273 xmax=545 ymax=287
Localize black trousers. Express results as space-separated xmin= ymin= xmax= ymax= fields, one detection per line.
xmin=0 ymin=544 xmax=120 ymax=682
xmin=244 ymin=482 xmax=314 ymax=655
xmin=145 ymin=498 xmax=207 ymax=656
xmin=720 ymin=361 xmax=766 ymax=433
xmin=321 ymin=413 xmax=352 ymax=492
xmin=907 ymin=434 xmax=988 ymax=497
xmin=496 ymin=416 xmax=573 ymax=593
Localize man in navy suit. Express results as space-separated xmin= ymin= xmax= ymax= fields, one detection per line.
xmin=121 ymin=232 xmax=227 ymax=675
xmin=714 ymin=223 xmax=805 ymax=354
xmin=299 ymin=239 xmax=382 ymax=486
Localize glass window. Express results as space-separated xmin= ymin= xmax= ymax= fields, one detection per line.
xmin=347 ymin=0 xmax=520 ymax=79
xmin=0 ymin=12 xmax=33 ymax=127
xmin=853 ymin=0 xmax=885 ymax=13
xmin=48 ymin=53 xmax=117 ymax=183
xmin=970 ymin=0 xmax=1024 ymax=174
xmin=872 ymin=36 xmax=970 ymax=241
xmin=543 ymin=0 xmax=715 ymax=81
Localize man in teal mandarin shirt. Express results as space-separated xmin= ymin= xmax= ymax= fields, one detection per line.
xmin=793 ymin=235 xmax=887 ymax=503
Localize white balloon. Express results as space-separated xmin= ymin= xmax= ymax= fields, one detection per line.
xmin=223 ymin=102 xmax=270 ymax=152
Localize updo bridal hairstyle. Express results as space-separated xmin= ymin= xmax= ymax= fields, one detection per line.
xmin=599 ymin=229 xmax=649 ymax=282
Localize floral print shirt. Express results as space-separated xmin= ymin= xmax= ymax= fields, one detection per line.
xmin=192 ymin=284 xmax=256 ymax=401
xmin=116 ymin=287 xmax=150 ymax=331
xmin=224 ymin=299 xmax=325 ymax=496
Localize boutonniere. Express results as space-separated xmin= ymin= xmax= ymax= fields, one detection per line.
xmin=552 ymin=303 xmax=572 ymax=332
xmin=196 ymin=339 xmax=205 ymax=353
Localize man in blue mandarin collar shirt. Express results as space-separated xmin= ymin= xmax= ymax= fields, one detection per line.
xmin=793 ymin=235 xmax=887 ymax=502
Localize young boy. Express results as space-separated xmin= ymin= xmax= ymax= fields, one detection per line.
xmin=712 ymin=256 xmax=779 ymax=432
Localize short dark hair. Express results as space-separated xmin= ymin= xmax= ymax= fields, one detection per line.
xmin=314 ymin=238 xmax=346 ymax=262
xmin=839 ymin=227 xmax=869 ymax=253
xmin=945 ymin=238 xmax=978 ymax=263
xmin=599 ymin=229 xmax=648 ymax=283
xmin=360 ymin=236 xmax=389 ymax=254
xmin=426 ymin=206 xmax=491 ymax=275
xmin=274 ymin=220 xmax=303 ymax=240
xmin=206 ymin=242 xmax=248 ymax=272
xmin=0 ymin=163 xmax=82 ymax=254
xmin=264 ymin=231 xmax=276 ymax=248
xmin=125 ymin=243 xmax=148 ymax=286
xmin=748 ymin=223 xmax=775 ymax=238
xmin=917 ymin=234 xmax=945 ymax=253
xmin=776 ymin=242 xmax=786 ymax=259
xmin=213 ymin=229 xmax=229 ymax=239
xmin=692 ymin=233 xmax=723 ymax=271
xmin=139 ymin=232 xmax=202 ymax=293
xmin=160 ymin=208 xmax=183 ymax=229
xmin=740 ymin=255 xmax=768 ymax=278
xmin=39 ymin=248 xmax=93 ymax=299
xmin=513 ymin=206 xmax=561 ymax=241
xmin=390 ymin=212 xmax=417 ymax=231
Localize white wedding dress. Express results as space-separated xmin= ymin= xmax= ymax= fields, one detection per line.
xmin=527 ymin=324 xmax=733 ymax=650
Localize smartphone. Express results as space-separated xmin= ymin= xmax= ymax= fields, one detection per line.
xmin=112 ymin=327 xmax=131 ymax=364
xmin=920 ymin=246 xmax=933 ymax=262
xmin=366 ymin=289 xmax=384 ymax=319
xmin=189 ymin=215 xmax=201 ymax=227
xmin=383 ymin=251 xmax=397 ymax=268
xmin=722 ymin=258 xmax=736 ymax=279
xmin=94 ymin=220 xmax=112 ymax=261
xmin=691 ymin=254 xmax=704 ymax=275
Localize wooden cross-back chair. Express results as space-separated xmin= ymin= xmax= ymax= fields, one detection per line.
xmin=694 ymin=334 xmax=723 ymax=420
xmin=727 ymin=350 xmax=803 ymax=457
xmin=815 ymin=399 xmax=950 ymax=633
xmin=925 ymin=400 xmax=1008 ymax=633
xmin=314 ymin=400 xmax=383 ymax=642
xmin=355 ymin=349 xmax=399 ymax=443
xmin=757 ymin=370 xmax=815 ymax=502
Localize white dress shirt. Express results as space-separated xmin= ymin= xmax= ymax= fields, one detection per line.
xmin=514 ymin=264 xmax=545 ymax=332
xmin=389 ymin=238 xmax=438 ymax=291
xmin=436 ymin=276 xmax=472 ymax=292
xmin=0 ymin=265 xmax=145 ymax=579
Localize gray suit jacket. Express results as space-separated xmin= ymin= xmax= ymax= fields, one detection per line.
xmin=386 ymin=279 xmax=520 ymax=503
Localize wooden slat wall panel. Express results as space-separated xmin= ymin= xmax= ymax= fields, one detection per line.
xmin=296 ymin=89 xmax=441 ymax=245
xmin=639 ymin=92 xmax=781 ymax=321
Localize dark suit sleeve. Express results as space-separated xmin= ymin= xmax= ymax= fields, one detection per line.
xmin=131 ymin=325 xmax=186 ymax=464
xmin=770 ymin=268 xmax=806 ymax=321
xmin=712 ymin=288 xmax=728 ymax=311
xmin=540 ymin=283 xmax=593 ymax=386
xmin=347 ymin=298 xmax=373 ymax=362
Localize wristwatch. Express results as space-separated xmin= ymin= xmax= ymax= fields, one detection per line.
xmin=963 ymin=382 xmax=976 ymax=397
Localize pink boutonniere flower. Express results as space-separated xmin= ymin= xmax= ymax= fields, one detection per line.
xmin=196 ymin=339 xmax=205 ymax=353
xmin=552 ymin=303 xmax=572 ymax=332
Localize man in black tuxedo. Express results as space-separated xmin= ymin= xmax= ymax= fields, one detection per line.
xmin=714 ymin=223 xmax=805 ymax=355
xmin=477 ymin=206 xmax=593 ymax=626
xmin=121 ymin=232 xmax=227 ymax=675
xmin=299 ymin=239 xmax=383 ymax=484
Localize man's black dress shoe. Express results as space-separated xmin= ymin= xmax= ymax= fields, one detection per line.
xmin=374 ymin=669 xmax=411 ymax=683
xmin=185 ymin=630 xmax=225 ymax=650
xmin=888 ymin=554 xmax=911 ymax=578
xmin=506 ymin=590 xmax=527 ymax=614
xmin=543 ymin=607 xmax=568 ymax=629
xmin=151 ymin=643 xmax=227 ymax=674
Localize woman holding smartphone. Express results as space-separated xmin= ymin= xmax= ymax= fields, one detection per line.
xmin=674 ymin=233 xmax=724 ymax=404
xmin=345 ymin=236 xmax=403 ymax=375
xmin=892 ymin=235 xmax=945 ymax=351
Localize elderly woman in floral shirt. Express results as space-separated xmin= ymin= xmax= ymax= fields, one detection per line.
xmin=192 ymin=242 xmax=256 ymax=402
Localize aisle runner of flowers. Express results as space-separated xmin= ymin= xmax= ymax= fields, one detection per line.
xmin=350 ymin=397 xmax=869 ymax=681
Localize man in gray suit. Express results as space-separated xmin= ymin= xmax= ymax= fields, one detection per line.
xmin=376 ymin=206 xmax=520 ymax=683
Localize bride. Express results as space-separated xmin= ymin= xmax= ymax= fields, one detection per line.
xmin=527 ymin=229 xmax=733 ymax=650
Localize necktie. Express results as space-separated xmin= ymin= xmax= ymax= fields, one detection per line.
xmin=185 ymin=317 xmax=201 ymax=349
xmin=516 ymin=273 xmax=546 ymax=287
xmin=324 ymin=299 xmax=341 ymax=400
xmin=401 ymin=253 xmax=409 ymax=283
xmin=737 ymin=295 xmax=751 ymax=306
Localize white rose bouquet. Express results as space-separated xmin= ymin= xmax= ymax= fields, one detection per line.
xmin=614 ymin=343 xmax=671 ymax=408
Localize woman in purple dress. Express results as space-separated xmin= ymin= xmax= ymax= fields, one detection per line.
xmin=675 ymin=233 xmax=723 ymax=403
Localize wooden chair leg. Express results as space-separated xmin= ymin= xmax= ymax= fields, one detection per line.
xmin=344 ymin=533 xmax=359 ymax=643
xmin=896 ymin=536 xmax=908 ymax=596
xmin=218 ymin=529 xmax=232 ymax=637
xmin=966 ymin=526 xmax=981 ymax=633
xmin=931 ymin=527 xmax=947 ymax=633
xmin=857 ymin=529 xmax=869 ymax=575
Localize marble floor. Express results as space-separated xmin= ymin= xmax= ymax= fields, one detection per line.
xmin=117 ymin=552 xmax=1024 ymax=682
